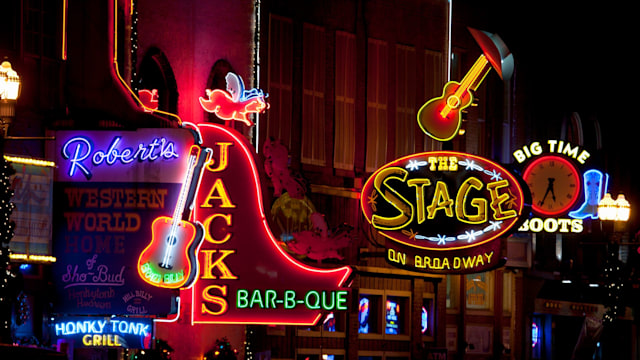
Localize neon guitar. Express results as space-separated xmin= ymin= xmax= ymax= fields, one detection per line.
xmin=417 ymin=54 xmax=492 ymax=141
xmin=138 ymin=145 xmax=205 ymax=288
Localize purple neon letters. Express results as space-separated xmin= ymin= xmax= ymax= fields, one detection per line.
xmin=61 ymin=136 xmax=180 ymax=180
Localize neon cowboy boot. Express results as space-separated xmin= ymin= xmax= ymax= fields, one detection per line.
xmin=569 ymin=169 xmax=609 ymax=219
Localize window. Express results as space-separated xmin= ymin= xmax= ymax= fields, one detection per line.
xmin=297 ymin=349 xmax=345 ymax=360
xmin=385 ymin=296 xmax=407 ymax=335
xmin=365 ymin=39 xmax=388 ymax=172
xmin=8 ymin=161 xmax=53 ymax=257
xmin=24 ymin=0 xmax=61 ymax=58
xmin=267 ymin=15 xmax=294 ymax=149
xmin=297 ymin=311 xmax=346 ymax=337
xmin=334 ymin=31 xmax=357 ymax=170
xmin=301 ymin=23 xmax=326 ymax=166
xmin=466 ymin=324 xmax=493 ymax=355
xmin=0 ymin=0 xmax=20 ymax=52
xmin=503 ymin=271 xmax=513 ymax=314
xmin=446 ymin=275 xmax=460 ymax=312
xmin=423 ymin=49 xmax=444 ymax=151
xmin=138 ymin=47 xmax=179 ymax=116
xmin=359 ymin=290 xmax=409 ymax=338
xmin=465 ymin=271 xmax=493 ymax=311
xmin=421 ymin=294 xmax=435 ymax=338
xmin=359 ymin=353 xmax=409 ymax=360
xmin=395 ymin=45 xmax=416 ymax=157
xmin=358 ymin=294 xmax=380 ymax=334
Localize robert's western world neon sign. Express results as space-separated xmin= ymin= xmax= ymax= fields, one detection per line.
xmin=360 ymin=151 xmax=525 ymax=274
xmin=56 ymin=124 xmax=351 ymax=325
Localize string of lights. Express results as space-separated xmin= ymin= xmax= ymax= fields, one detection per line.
xmin=0 ymin=154 xmax=20 ymax=342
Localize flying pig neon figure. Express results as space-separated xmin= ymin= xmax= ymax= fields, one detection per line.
xmin=199 ymin=72 xmax=269 ymax=126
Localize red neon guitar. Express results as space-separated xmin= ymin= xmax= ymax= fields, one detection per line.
xmin=417 ymin=54 xmax=491 ymax=141
xmin=138 ymin=145 xmax=205 ymax=288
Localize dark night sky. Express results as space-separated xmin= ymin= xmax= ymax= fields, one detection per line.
xmin=474 ymin=5 xmax=632 ymax=154
xmin=474 ymin=1 xmax=638 ymax=222
xmin=481 ymin=2 xmax=630 ymax=117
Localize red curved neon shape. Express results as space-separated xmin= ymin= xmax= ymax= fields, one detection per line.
xmin=191 ymin=123 xmax=352 ymax=325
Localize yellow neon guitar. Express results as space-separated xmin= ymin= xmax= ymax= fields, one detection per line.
xmin=137 ymin=145 xmax=204 ymax=288
xmin=417 ymin=54 xmax=492 ymax=141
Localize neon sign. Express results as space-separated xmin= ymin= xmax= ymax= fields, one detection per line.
xmin=52 ymin=317 xmax=153 ymax=349
xmin=385 ymin=299 xmax=400 ymax=334
xmin=53 ymin=129 xmax=198 ymax=316
xmin=421 ymin=306 xmax=428 ymax=334
xmin=235 ymin=289 xmax=348 ymax=310
xmin=199 ymin=72 xmax=268 ymax=126
xmin=417 ymin=28 xmax=513 ymax=141
xmin=513 ymin=140 xmax=610 ymax=233
xmin=137 ymin=145 xmax=210 ymax=289
xmin=61 ymin=135 xmax=180 ymax=180
xmin=512 ymin=140 xmax=591 ymax=165
xmin=138 ymin=89 xmax=159 ymax=112
xmin=190 ymin=123 xmax=351 ymax=325
xmin=569 ymin=169 xmax=609 ymax=219
xmin=358 ymin=297 xmax=370 ymax=334
xmin=360 ymin=151 xmax=525 ymax=274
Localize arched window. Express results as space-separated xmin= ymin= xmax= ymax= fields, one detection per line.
xmin=204 ymin=59 xmax=234 ymax=123
xmin=137 ymin=47 xmax=178 ymax=115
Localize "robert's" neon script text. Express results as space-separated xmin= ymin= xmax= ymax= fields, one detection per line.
xmin=61 ymin=136 xmax=180 ymax=180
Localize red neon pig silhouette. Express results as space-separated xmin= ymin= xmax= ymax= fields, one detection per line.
xmin=138 ymin=89 xmax=159 ymax=112
xmin=199 ymin=73 xmax=268 ymax=126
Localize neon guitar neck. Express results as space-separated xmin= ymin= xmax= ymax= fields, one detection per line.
xmin=160 ymin=147 xmax=199 ymax=269
xmin=440 ymin=55 xmax=490 ymax=119
xmin=417 ymin=54 xmax=492 ymax=141
xmin=137 ymin=145 xmax=204 ymax=289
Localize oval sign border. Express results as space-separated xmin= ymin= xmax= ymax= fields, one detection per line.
xmin=360 ymin=151 xmax=525 ymax=251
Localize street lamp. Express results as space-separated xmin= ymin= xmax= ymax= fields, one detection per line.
xmin=597 ymin=193 xmax=631 ymax=329
xmin=598 ymin=193 xmax=631 ymax=223
xmin=0 ymin=60 xmax=21 ymax=136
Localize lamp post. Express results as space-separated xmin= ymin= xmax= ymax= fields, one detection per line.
xmin=598 ymin=193 xmax=631 ymax=223
xmin=598 ymin=194 xmax=631 ymax=360
xmin=0 ymin=59 xmax=20 ymax=343
xmin=0 ymin=60 xmax=21 ymax=137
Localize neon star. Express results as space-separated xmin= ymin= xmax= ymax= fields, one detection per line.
xmin=435 ymin=234 xmax=454 ymax=245
xmin=483 ymin=221 xmax=503 ymax=233
xmin=461 ymin=159 xmax=483 ymax=172
xmin=406 ymin=160 xmax=427 ymax=171
xmin=484 ymin=169 xmax=503 ymax=181
xmin=459 ymin=230 xmax=483 ymax=243
xmin=504 ymin=189 xmax=518 ymax=209
xmin=401 ymin=228 xmax=418 ymax=240
xmin=367 ymin=191 xmax=378 ymax=212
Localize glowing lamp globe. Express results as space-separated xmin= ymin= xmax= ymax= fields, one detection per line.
xmin=614 ymin=194 xmax=630 ymax=222
xmin=0 ymin=61 xmax=20 ymax=101
xmin=598 ymin=193 xmax=617 ymax=221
